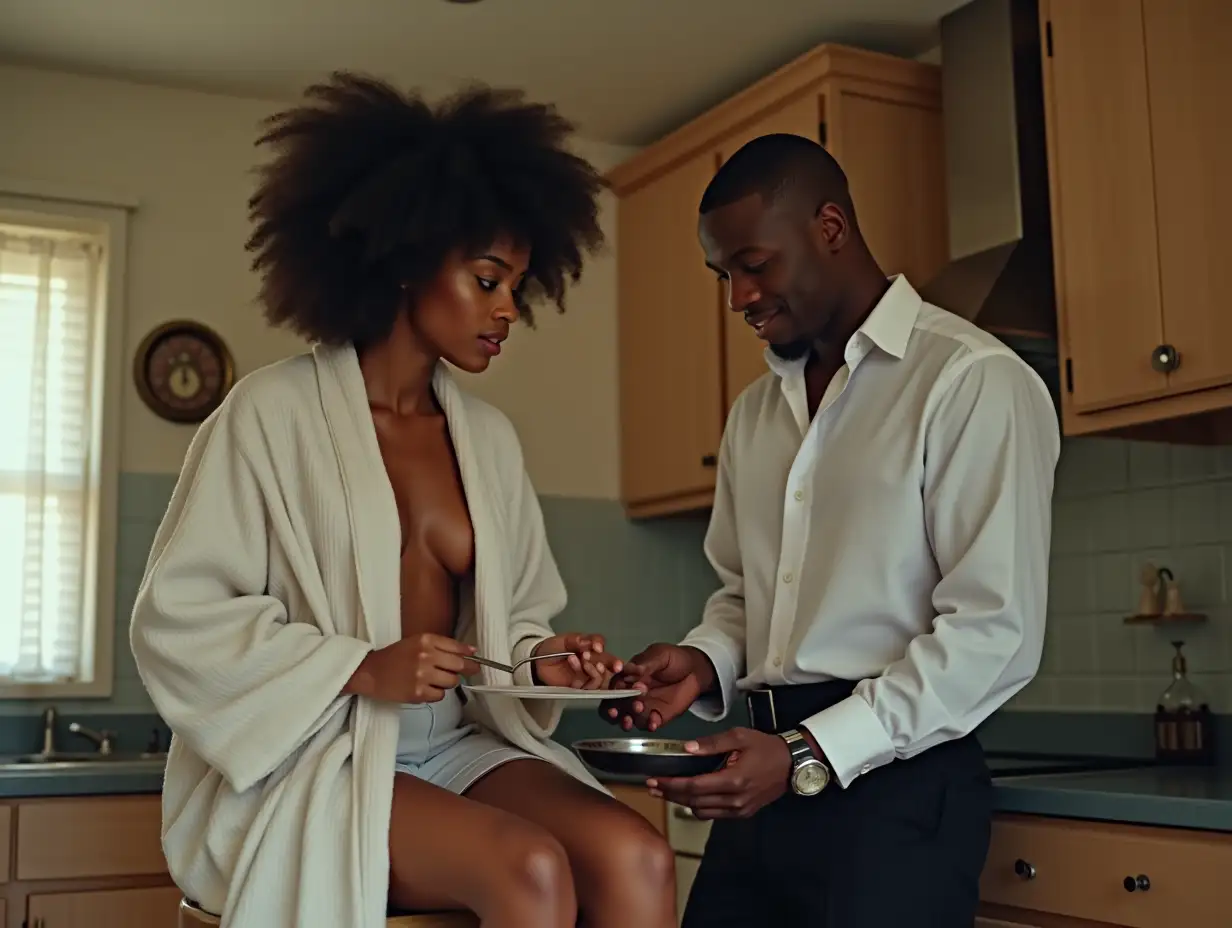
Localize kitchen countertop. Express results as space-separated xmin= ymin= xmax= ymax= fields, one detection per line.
xmin=0 ymin=762 xmax=164 ymax=798
xmin=3 ymin=753 xmax=1230 ymax=835
xmin=993 ymin=766 xmax=1232 ymax=832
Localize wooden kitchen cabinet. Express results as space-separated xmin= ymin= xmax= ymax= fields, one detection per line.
xmin=1040 ymin=0 xmax=1232 ymax=439
xmin=0 ymin=806 xmax=10 ymax=885
xmin=610 ymin=45 xmax=948 ymax=517
xmin=27 ymin=886 xmax=181 ymax=928
xmin=16 ymin=796 xmax=166 ymax=881
xmin=608 ymin=782 xmax=668 ymax=834
xmin=616 ymin=149 xmax=723 ymax=512
xmin=978 ymin=813 xmax=1232 ymax=927
xmin=0 ymin=795 xmax=175 ymax=928
xmin=979 ymin=910 xmax=1123 ymax=927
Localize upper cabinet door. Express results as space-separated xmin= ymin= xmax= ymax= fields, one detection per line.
xmin=827 ymin=81 xmax=949 ymax=289
xmin=1045 ymin=0 xmax=1168 ymax=413
xmin=617 ymin=150 xmax=723 ymax=508
xmin=1142 ymin=0 xmax=1232 ymax=396
xmin=715 ymin=94 xmax=822 ymax=407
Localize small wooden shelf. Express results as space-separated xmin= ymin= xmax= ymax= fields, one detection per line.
xmin=1123 ymin=612 xmax=1207 ymax=625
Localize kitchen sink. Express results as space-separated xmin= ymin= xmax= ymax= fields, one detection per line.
xmin=0 ymin=751 xmax=167 ymax=772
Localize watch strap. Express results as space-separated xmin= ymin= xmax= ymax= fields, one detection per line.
xmin=780 ymin=729 xmax=816 ymax=768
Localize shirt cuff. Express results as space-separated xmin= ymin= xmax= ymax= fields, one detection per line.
xmin=511 ymin=635 xmax=548 ymax=687
xmin=801 ymin=693 xmax=897 ymax=788
xmin=678 ymin=636 xmax=742 ymax=722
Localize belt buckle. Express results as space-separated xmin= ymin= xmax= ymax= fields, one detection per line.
xmin=745 ymin=687 xmax=777 ymax=734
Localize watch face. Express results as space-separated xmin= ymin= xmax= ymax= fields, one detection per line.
xmin=793 ymin=762 xmax=829 ymax=796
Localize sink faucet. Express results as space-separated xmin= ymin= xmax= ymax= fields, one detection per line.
xmin=68 ymin=721 xmax=114 ymax=756
xmin=40 ymin=706 xmax=56 ymax=756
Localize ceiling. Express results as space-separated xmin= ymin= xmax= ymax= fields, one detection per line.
xmin=0 ymin=0 xmax=964 ymax=145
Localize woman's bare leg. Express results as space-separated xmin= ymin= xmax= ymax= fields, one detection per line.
xmin=387 ymin=772 xmax=577 ymax=927
xmin=466 ymin=760 xmax=677 ymax=928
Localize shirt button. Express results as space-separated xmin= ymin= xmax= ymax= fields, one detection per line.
xmin=794 ymin=490 xmax=804 ymax=501
xmin=782 ymin=572 xmax=794 ymax=584
xmin=773 ymin=656 xmax=783 ymax=667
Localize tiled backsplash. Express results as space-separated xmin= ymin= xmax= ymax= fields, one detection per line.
xmin=538 ymin=499 xmax=712 ymax=658
xmin=1018 ymin=437 xmax=1232 ymax=714
xmin=3 ymin=435 xmax=1230 ymax=719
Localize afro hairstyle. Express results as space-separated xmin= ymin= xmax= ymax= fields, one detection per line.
xmin=245 ymin=71 xmax=607 ymax=345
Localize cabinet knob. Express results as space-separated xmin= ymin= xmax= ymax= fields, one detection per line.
xmin=1123 ymin=874 xmax=1151 ymax=892
xmin=1150 ymin=344 xmax=1180 ymax=373
xmin=1013 ymin=858 xmax=1036 ymax=880
xmin=701 ymin=454 xmax=717 ymax=467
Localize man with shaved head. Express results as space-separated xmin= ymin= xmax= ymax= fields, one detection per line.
xmin=607 ymin=134 xmax=1060 ymax=926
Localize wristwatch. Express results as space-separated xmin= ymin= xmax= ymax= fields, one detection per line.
xmin=780 ymin=729 xmax=831 ymax=796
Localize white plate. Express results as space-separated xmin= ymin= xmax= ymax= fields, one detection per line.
xmin=463 ymin=684 xmax=641 ymax=701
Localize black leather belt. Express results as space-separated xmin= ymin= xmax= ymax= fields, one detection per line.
xmin=745 ymin=679 xmax=859 ymax=734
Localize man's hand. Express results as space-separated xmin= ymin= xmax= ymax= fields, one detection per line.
xmin=601 ymin=643 xmax=715 ymax=731
xmin=647 ymin=728 xmax=793 ymax=819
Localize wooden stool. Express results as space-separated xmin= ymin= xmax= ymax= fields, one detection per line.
xmin=179 ymin=897 xmax=478 ymax=927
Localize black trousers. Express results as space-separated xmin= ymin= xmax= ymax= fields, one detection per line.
xmin=681 ymin=682 xmax=993 ymax=928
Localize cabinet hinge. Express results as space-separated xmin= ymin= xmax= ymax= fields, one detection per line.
xmin=1045 ymin=21 xmax=1053 ymax=57
xmin=1064 ymin=358 xmax=1073 ymax=393
xmin=818 ymin=121 xmax=828 ymax=147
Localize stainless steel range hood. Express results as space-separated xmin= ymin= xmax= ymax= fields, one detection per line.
xmin=918 ymin=0 xmax=1060 ymax=401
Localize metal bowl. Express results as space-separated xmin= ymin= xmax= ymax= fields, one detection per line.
xmin=572 ymin=737 xmax=729 ymax=778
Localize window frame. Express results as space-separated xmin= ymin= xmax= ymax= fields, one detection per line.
xmin=0 ymin=189 xmax=130 ymax=699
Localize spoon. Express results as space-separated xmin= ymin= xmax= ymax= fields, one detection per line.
xmin=469 ymin=651 xmax=576 ymax=675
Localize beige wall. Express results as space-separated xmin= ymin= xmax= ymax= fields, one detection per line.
xmin=0 ymin=63 xmax=636 ymax=500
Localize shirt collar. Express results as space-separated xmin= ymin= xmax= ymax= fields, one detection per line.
xmin=763 ymin=274 xmax=922 ymax=380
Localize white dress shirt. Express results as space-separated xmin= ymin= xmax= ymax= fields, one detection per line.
xmin=681 ymin=275 xmax=1060 ymax=789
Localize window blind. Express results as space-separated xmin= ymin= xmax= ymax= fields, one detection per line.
xmin=0 ymin=229 xmax=103 ymax=683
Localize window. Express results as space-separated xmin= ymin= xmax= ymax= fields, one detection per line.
xmin=0 ymin=194 xmax=127 ymax=698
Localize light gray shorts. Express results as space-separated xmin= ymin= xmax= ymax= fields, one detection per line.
xmin=393 ymin=688 xmax=533 ymax=794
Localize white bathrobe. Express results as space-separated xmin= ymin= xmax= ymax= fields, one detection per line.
xmin=130 ymin=343 xmax=603 ymax=928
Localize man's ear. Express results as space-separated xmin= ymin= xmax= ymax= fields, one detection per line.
xmin=809 ymin=201 xmax=850 ymax=254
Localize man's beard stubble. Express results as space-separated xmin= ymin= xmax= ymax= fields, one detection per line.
xmin=769 ymin=338 xmax=811 ymax=361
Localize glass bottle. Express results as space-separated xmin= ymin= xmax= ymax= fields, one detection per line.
xmin=1155 ymin=641 xmax=1214 ymax=765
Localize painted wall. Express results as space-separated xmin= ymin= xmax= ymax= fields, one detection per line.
xmin=0 ymin=62 xmax=636 ymax=499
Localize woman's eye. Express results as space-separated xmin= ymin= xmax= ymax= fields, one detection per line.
xmin=742 ymin=262 xmax=767 ymax=275
xmin=476 ymin=277 xmax=500 ymax=292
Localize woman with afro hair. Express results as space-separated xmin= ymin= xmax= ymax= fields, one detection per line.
xmin=130 ymin=72 xmax=677 ymax=928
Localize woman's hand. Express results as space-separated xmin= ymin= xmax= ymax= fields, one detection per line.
xmin=530 ymin=633 xmax=624 ymax=690
xmin=345 ymin=633 xmax=480 ymax=704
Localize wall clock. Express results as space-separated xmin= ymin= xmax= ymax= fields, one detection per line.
xmin=133 ymin=320 xmax=235 ymax=423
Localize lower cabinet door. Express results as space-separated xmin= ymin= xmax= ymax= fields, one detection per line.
xmin=675 ymin=854 xmax=701 ymax=926
xmin=28 ymin=885 xmax=181 ymax=928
